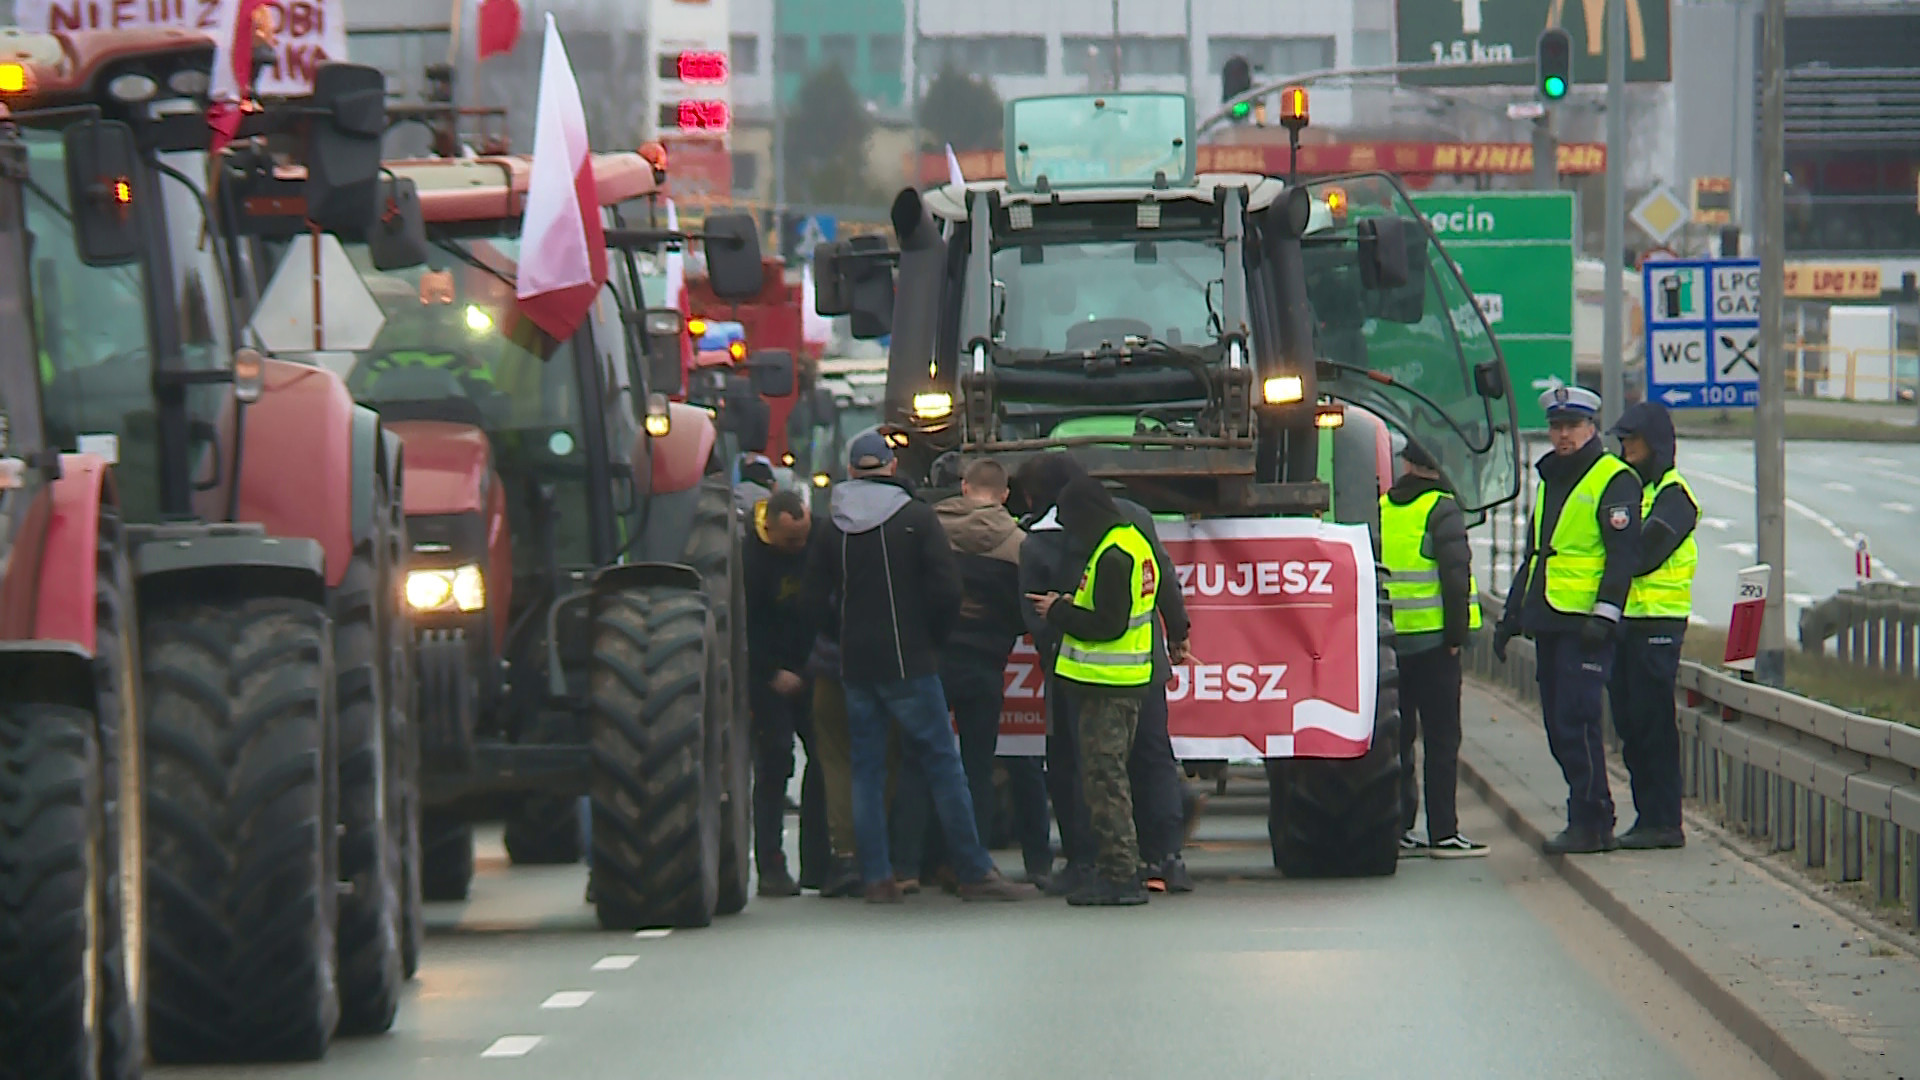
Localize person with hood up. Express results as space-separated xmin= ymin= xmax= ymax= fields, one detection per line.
xmin=1493 ymin=386 xmax=1643 ymax=855
xmin=1029 ymin=475 xmax=1162 ymax=906
xmin=1379 ymin=435 xmax=1486 ymax=858
xmin=1605 ymin=401 xmax=1698 ymax=850
xmin=802 ymin=431 xmax=1039 ymax=903
xmin=1015 ymin=453 xmax=1197 ymax=897
xmin=891 ymin=458 xmax=1055 ymax=890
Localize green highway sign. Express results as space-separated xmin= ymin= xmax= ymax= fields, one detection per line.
xmin=1396 ymin=0 xmax=1672 ymax=87
xmin=1413 ymin=191 xmax=1575 ymax=431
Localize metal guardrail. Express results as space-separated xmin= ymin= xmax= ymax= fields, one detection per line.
xmin=1798 ymin=583 xmax=1920 ymax=678
xmin=1467 ymin=594 xmax=1920 ymax=930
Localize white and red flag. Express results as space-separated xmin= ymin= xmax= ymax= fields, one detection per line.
xmin=206 ymin=0 xmax=270 ymax=153
xmin=515 ymin=14 xmax=608 ymax=343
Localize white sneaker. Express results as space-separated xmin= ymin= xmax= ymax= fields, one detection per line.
xmin=1429 ymin=834 xmax=1490 ymax=859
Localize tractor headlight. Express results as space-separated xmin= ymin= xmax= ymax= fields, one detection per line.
xmin=1262 ymin=375 xmax=1305 ymax=405
xmin=406 ymin=565 xmax=485 ymax=613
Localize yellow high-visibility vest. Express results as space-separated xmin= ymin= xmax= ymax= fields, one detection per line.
xmin=1532 ymin=454 xmax=1636 ymax=616
xmin=1625 ymin=468 xmax=1698 ymax=619
xmin=1055 ymin=522 xmax=1157 ymax=689
xmin=1379 ymin=490 xmax=1482 ymax=636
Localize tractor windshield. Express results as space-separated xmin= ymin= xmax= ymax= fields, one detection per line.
xmin=1297 ymin=173 xmax=1520 ymax=512
xmin=992 ymin=238 xmax=1222 ymax=351
xmin=342 ymin=241 xmax=598 ymax=573
xmin=23 ymin=128 xmax=230 ymax=524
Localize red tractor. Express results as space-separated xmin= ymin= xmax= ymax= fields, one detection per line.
xmin=225 ymin=147 xmax=782 ymax=928
xmin=0 ymin=27 xmax=422 ymax=1071
xmin=679 ymin=260 xmax=808 ymax=465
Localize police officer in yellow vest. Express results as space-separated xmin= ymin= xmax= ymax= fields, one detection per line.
xmin=1492 ymin=386 xmax=1643 ymax=855
xmin=1029 ymin=475 xmax=1159 ymax=907
xmin=1381 ymin=434 xmax=1487 ymax=859
xmin=1604 ymin=401 xmax=1698 ymax=850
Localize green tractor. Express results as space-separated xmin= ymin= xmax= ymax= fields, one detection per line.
xmin=810 ymin=91 xmax=1520 ymax=877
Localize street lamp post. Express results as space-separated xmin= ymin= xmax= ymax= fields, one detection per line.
xmin=1755 ymin=0 xmax=1788 ymax=687
xmin=1600 ymin=0 xmax=1627 ymax=434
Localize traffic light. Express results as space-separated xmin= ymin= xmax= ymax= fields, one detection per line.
xmin=1222 ymin=55 xmax=1252 ymax=121
xmin=1535 ymin=27 xmax=1571 ymax=101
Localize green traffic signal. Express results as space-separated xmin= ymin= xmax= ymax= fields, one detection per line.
xmin=1231 ymin=101 xmax=1251 ymax=118
xmin=1543 ymin=75 xmax=1567 ymax=99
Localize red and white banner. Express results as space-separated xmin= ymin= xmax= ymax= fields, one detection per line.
xmin=515 ymin=13 xmax=608 ymax=343
xmin=17 ymin=0 xmax=349 ymax=96
xmin=995 ymin=518 xmax=1378 ymax=761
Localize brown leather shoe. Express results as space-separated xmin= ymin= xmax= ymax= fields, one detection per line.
xmin=957 ymin=870 xmax=1041 ymax=902
xmin=864 ymin=878 xmax=905 ymax=904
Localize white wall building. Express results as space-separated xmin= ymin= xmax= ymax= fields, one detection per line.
xmin=906 ymin=0 xmax=1398 ymax=132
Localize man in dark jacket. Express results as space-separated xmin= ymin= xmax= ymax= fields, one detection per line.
xmin=1015 ymin=453 xmax=1195 ymax=897
xmin=803 ymin=432 xmax=1038 ymax=903
xmin=1494 ymin=386 xmax=1643 ymax=855
xmin=1606 ymin=401 xmax=1698 ymax=850
xmin=890 ymin=458 xmax=1054 ymax=889
xmin=743 ymin=490 xmax=831 ymax=895
xmin=1380 ymin=436 xmax=1486 ymax=858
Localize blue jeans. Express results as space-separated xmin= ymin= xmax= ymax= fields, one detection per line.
xmin=845 ymin=675 xmax=996 ymax=886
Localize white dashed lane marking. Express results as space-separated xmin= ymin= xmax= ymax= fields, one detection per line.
xmin=592 ymin=954 xmax=640 ymax=971
xmin=542 ymin=991 xmax=594 ymax=1009
xmin=634 ymin=928 xmax=673 ymax=940
xmin=1883 ymin=501 xmax=1915 ymax=514
xmin=482 ymin=1036 xmax=543 ymax=1058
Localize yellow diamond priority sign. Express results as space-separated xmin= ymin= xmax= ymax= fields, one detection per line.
xmin=1631 ymin=185 xmax=1690 ymax=245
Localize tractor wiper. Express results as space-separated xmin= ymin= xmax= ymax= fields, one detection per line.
xmin=1006 ymin=338 xmax=1209 ymax=367
xmin=1319 ymin=358 xmax=1494 ymax=454
xmin=432 ymin=237 xmax=517 ymax=289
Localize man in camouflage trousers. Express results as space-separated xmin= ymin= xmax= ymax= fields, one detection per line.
xmin=1029 ymin=476 xmax=1157 ymax=906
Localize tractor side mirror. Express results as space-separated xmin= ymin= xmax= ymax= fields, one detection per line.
xmin=748 ymin=349 xmax=796 ymax=398
xmin=366 ymin=174 xmax=429 ymax=270
xmin=62 ymin=120 xmax=142 ymax=267
xmin=813 ymin=240 xmax=851 ymax=315
xmin=809 ymin=384 xmax=836 ymax=420
xmin=1474 ymin=360 xmax=1508 ymax=400
xmin=721 ymin=374 xmax=771 ymax=452
xmin=640 ymin=308 xmax=684 ymax=397
xmin=846 ymin=234 xmax=894 ymax=340
xmin=306 ymin=62 xmax=387 ymax=234
xmin=702 ymin=212 xmax=765 ymax=301
xmin=1356 ymin=216 xmax=1413 ymax=291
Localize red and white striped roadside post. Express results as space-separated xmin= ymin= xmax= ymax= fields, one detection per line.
xmin=1724 ymin=564 xmax=1771 ymax=682
xmin=1855 ymin=534 xmax=1872 ymax=582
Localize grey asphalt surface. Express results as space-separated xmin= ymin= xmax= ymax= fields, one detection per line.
xmin=153 ymin=805 xmax=1776 ymax=1080
xmin=1475 ymin=438 xmax=1920 ymax=630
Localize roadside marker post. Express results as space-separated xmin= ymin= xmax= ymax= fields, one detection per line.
xmin=1724 ymin=564 xmax=1770 ymax=676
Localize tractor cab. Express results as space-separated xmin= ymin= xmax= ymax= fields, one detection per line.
xmin=813 ymin=90 xmax=1520 ymax=515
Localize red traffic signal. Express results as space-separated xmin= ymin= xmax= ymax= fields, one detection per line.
xmin=657 ymin=50 xmax=728 ymax=83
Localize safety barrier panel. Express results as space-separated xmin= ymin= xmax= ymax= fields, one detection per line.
xmin=1467 ymin=593 xmax=1920 ymax=929
xmin=1798 ymin=582 xmax=1920 ymax=678
xmin=1786 ymin=342 xmax=1920 ymax=404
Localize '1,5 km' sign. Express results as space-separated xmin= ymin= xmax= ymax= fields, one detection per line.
xmin=1642 ymin=257 xmax=1760 ymax=410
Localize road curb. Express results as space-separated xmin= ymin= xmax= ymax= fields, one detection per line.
xmin=1457 ymin=749 xmax=1834 ymax=1080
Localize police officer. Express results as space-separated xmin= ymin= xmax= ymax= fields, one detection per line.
xmin=1493 ymin=386 xmax=1643 ymax=855
xmin=1380 ymin=434 xmax=1487 ymax=858
xmin=1029 ymin=476 xmax=1159 ymax=907
xmin=1606 ymin=401 xmax=1698 ymax=850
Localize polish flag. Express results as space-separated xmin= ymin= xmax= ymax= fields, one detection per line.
xmin=206 ymin=0 xmax=270 ymax=154
xmin=662 ymin=197 xmax=684 ymax=311
xmin=515 ymin=15 xmax=607 ymax=343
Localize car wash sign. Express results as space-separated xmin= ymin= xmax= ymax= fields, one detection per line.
xmin=18 ymin=0 xmax=349 ymax=95
xmin=998 ymin=518 xmax=1378 ymax=760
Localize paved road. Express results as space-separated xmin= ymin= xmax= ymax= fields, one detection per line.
xmin=155 ymin=801 xmax=1773 ymax=1080
xmin=1474 ymin=439 xmax=1920 ymax=629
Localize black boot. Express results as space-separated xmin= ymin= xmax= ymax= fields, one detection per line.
xmin=1066 ymin=875 xmax=1149 ymax=907
xmin=1543 ymin=826 xmax=1618 ymax=855
xmin=818 ymin=856 xmax=863 ymax=898
xmin=1617 ymin=824 xmax=1685 ymax=850
xmin=1045 ymin=861 xmax=1096 ymax=898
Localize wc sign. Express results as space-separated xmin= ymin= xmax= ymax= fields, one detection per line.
xmin=1642 ymin=257 xmax=1762 ymax=410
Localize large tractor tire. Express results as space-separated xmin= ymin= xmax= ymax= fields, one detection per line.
xmin=1267 ymin=409 xmax=1405 ymax=879
xmin=381 ymin=494 xmax=425 ymax=979
xmin=334 ymin=483 xmax=404 ymax=1036
xmin=503 ymin=711 xmax=584 ymax=866
xmin=700 ymin=486 xmax=752 ymax=916
xmin=144 ymin=596 xmax=341 ymax=1063
xmin=587 ymin=583 xmax=721 ymax=929
xmin=419 ymin=813 xmax=474 ymax=902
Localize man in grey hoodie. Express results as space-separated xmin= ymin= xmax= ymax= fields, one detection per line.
xmin=802 ymin=432 xmax=1039 ymax=903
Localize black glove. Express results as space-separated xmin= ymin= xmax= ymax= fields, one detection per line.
xmin=1580 ymin=615 xmax=1615 ymax=650
xmin=1492 ymin=624 xmax=1515 ymax=662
